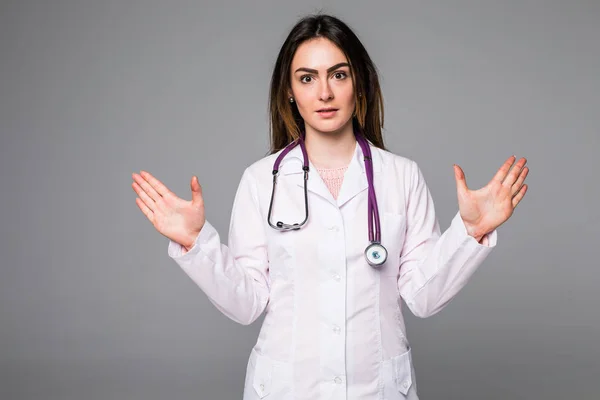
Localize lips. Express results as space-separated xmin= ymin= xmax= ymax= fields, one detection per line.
xmin=316 ymin=108 xmax=338 ymax=119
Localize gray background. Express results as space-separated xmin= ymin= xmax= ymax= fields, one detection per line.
xmin=1 ymin=0 xmax=598 ymax=399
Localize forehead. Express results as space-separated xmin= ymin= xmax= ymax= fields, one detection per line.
xmin=291 ymin=37 xmax=348 ymax=69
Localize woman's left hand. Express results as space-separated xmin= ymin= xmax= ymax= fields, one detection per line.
xmin=453 ymin=156 xmax=529 ymax=241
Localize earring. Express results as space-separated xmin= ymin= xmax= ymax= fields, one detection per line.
xmin=358 ymin=92 xmax=362 ymax=97
xmin=289 ymin=97 xmax=294 ymax=103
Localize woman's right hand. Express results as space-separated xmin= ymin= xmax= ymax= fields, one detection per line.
xmin=131 ymin=171 xmax=205 ymax=250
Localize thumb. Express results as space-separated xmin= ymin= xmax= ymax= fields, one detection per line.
xmin=190 ymin=176 xmax=203 ymax=204
xmin=453 ymin=164 xmax=469 ymax=194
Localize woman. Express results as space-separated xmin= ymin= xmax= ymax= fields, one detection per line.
xmin=131 ymin=14 xmax=528 ymax=400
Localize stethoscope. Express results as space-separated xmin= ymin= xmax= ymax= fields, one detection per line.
xmin=267 ymin=126 xmax=388 ymax=267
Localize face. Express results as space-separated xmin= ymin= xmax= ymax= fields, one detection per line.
xmin=289 ymin=37 xmax=355 ymax=137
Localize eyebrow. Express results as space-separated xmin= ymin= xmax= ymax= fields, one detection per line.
xmin=294 ymin=62 xmax=350 ymax=74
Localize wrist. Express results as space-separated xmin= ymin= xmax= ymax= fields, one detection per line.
xmin=184 ymin=227 xmax=202 ymax=250
xmin=462 ymin=219 xmax=484 ymax=242
xmin=184 ymin=238 xmax=196 ymax=251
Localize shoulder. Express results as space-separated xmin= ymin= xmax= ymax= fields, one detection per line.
xmin=246 ymin=150 xmax=281 ymax=174
xmin=372 ymin=146 xmax=419 ymax=176
xmin=371 ymin=146 xmax=430 ymax=196
xmin=235 ymin=150 xmax=283 ymax=190
xmin=245 ymin=150 xmax=281 ymax=177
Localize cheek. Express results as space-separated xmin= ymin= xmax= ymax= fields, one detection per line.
xmin=293 ymin=92 xmax=315 ymax=118
xmin=334 ymin=82 xmax=355 ymax=107
xmin=294 ymin=99 xmax=311 ymax=120
xmin=344 ymin=86 xmax=356 ymax=104
xmin=298 ymin=87 xmax=317 ymax=103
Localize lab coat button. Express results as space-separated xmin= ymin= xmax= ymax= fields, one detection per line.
xmin=333 ymin=274 xmax=341 ymax=281
xmin=333 ymin=325 xmax=340 ymax=334
xmin=259 ymin=384 xmax=265 ymax=391
xmin=403 ymin=381 xmax=409 ymax=388
xmin=334 ymin=376 xmax=342 ymax=384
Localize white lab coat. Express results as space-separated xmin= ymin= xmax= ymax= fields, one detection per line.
xmin=168 ymin=141 xmax=497 ymax=400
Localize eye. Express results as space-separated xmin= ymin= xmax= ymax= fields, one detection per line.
xmin=333 ymin=71 xmax=348 ymax=80
xmin=300 ymin=75 xmax=313 ymax=83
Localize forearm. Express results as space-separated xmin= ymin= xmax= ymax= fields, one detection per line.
xmin=399 ymin=212 xmax=497 ymax=318
xmin=168 ymin=220 xmax=270 ymax=325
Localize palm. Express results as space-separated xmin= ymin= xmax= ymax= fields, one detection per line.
xmin=131 ymin=171 xmax=205 ymax=248
xmin=454 ymin=156 xmax=529 ymax=238
xmin=152 ymin=194 xmax=205 ymax=245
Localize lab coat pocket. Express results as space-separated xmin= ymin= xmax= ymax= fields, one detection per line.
xmin=244 ymin=348 xmax=293 ymax=400
xmin=249 ymin=348 xmax=272 ymax=398
xmin=380 ymin=212 xmax=407 ymax=276
xmin=393 ymin=347 xmax=414 ymax=396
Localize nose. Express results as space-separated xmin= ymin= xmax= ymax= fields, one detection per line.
xmin=318 ymin=79 xmax=334 ymax=101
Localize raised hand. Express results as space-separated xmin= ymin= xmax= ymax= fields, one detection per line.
xmin=131 ymin=171 xmax=205 ymax=249
xmin=453 ymin=156 xmax=529 ymax=241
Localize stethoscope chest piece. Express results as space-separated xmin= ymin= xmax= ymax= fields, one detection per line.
xmin=365 ymin=242 xmax=388 ymax=267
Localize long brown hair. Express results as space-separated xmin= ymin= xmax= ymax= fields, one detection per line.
xmin=268 ymin=14 xmax=386 ymax=154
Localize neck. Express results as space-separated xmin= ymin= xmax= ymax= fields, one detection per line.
xmin=304 ymin=120 xmax=356 ymax=169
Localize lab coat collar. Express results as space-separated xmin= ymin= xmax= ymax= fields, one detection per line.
xmin=277 ymin=138 xmax=383 ymax=208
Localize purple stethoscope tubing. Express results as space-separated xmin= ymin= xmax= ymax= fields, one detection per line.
xmin=267 ymin=131 xmax=310 ymax=231
xmin=356 ymin=133 xmax=381 ymax=244
xmin=267 ymin=126 xmax=388 ymax=267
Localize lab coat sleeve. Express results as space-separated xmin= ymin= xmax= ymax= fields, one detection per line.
xmin=397 ymin=160 xmax=498 ymax=318
xmin=167 ymin=168 xmax=270 ymax=325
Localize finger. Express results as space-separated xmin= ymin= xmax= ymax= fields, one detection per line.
xmin=190 ymin=176 xmax=204 ymax=205
xmin=512 ymin=184 xmax=528 ymax=208
xmin=140 ymin=170 xmax=173 ymax=197
xmin=132 ymin=181 xmax=156 ymax=212
xmin=511 ymin=166 xmax=529 ymax=196
xmin=135 ymin=197 xmax=155 ymax=223
xmin=492 ymin=155 xmax=517 ymax=183
xmin=504 ymin=157 xmax=527 ymax=187
xmin=133 ymin=172 xmax=163 ymax=203
xmin=453 ymin=164 xmax=469 ymax=193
